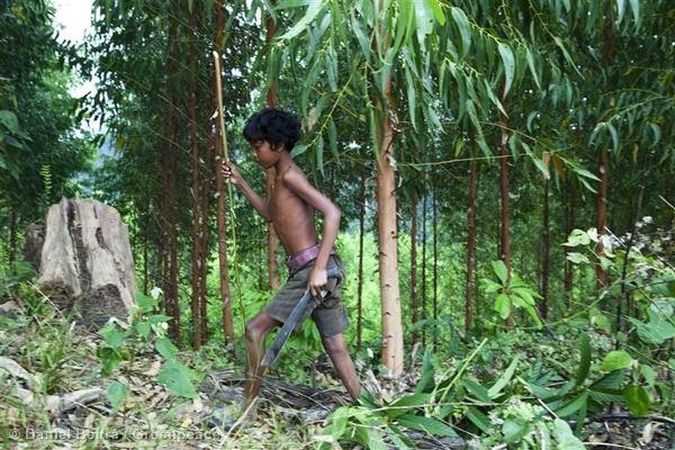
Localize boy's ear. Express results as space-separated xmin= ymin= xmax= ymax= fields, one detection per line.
xmin=273 ymin=143 xmax=285 ymax=152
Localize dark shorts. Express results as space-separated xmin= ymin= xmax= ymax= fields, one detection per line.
xmin=265 ymin=255 xmax=349 ymax=337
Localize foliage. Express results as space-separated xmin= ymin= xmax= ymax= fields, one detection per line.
xmin=97 ymin=288 xmax=199 ymax=402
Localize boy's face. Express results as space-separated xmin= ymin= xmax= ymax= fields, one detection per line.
xmin=250 ymin=139 xmax=281 ymax=169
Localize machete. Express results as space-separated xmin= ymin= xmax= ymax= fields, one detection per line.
xmin=261 ymin=266 xmax=342 ymax=369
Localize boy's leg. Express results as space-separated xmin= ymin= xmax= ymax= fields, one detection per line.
xmin=321 ymin=333 xmax=361 ymax=401
xmin=244 ymin=310 xmax=281 ymax=402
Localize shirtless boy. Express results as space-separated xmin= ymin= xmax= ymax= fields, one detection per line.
xmin=222 ymin=107 xmax=360 ymax=404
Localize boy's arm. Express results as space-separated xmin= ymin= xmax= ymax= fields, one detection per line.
xmin=283 ymin=169 xmax=341 ymax=296
xmin=222 ymin=163 xmax=271 ymax=221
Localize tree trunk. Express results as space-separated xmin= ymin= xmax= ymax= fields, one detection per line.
xmin=421 ymin=194 xmax=427 ymax=346
xmin=540 ymin=178 xmax=550 ymax=319
xmin=357 ymin=172 xmax=366 ymax=349
xmin=212 ymin=0 xmax=235 ymax=342
xmin=162 ymin=19 xmax=180 ymax=343
xmin=498 ymin=91 xmax=514 ymax=328
xmin=432 ymin=191 xmax=438 ymax=349
xmin=596 ymin=148 xmax=609 ymax=288
xmin=563 ymin=181 xmax=576 ymax=305
xmin=410 ymin=188 xmax=418 ymax=345
xmin=265 ymin=9 xmax=281 ymax=291
xmin=465 ymin=159 xmax=478 ymax=333
xmin=188 ymin=7 xmax=205 ymax=349
xmin=375 ymin=84 xmax=403 ymax=376
xmin=9 ymin=209 xmax=17 ymax=267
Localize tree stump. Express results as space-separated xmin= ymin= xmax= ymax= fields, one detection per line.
xmin=38 ymin=198 xmax=136 ymax=326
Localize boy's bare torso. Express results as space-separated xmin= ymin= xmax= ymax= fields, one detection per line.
xmin=268 ymin=163 xmax=319 ymax=255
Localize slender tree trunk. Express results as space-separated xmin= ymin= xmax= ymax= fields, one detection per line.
xmin=375 ymin=82 xmax=403 ymax=375
xmin=143 ymin=228 xmax=148 ymax=295
xmin=410 ymin=189 xmax=418 ymax=344
xmin=212 ymin=1 xmax=235 ymax=342
xmin=498 ymin=91 xmax=514 ymax=327
xmin=596 ymin=2 xmax=613 ymax=290
xmin=421 ymin=195 xmax=427 ymax=346
xmin=596 ymin=148 xmax=609 ymax=288
xmin=540 ymin=178 xmax=550 ymax=319
xmin=432 ymin=191 xmax=438 ymax=349
xmin=564 ymin=181 xmax=576 ymax=305
xmin=162 ymin=19 xmax=180 ymax=343
xmin=188 ymin=7 xmax=205 ymax=349
xmin=9 ymin=209 xmax=17 ymax=267
xmin=357 ymin=173 xmax=366 ymax=349
xmin=465 ymin=159 xmax=478 ymax=333
xmin=265 ymin=11 xmax=281 ymax=291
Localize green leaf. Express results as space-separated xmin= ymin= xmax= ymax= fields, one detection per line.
xmin=491 ymin=260 xmax=508 ymax=285
xmin=387 ymin=393 xmax=430 ymax=418
xmin=494 ymin=293 xmax=511 ymax=319
xmin=526 ymin=49 xmax=541 ymax=90
xmin=291 ymin=144 xmax=308 ymax=157
xmin=502 ymin=419 xmax=529 ymax=444
xmin=107 ymin=380 xmax=128 ymax=410
xmin=155 ymin=337 xmax=178 ymax=360
xmin=465 ymin=406 xmax=490 ymax=432
xmin=600 ymin=350 xmax=633 ymax=372
xmin=575 ymin=335 xmax=591 ymax=386
xmin=450 ymin=7 xmax=471 ymax=58
xmin=461 ymin=379 xmax=490 ymax=403
xmin=278 ymin=1 xmax=325 ymax=41
xmin=429 ymin=0 xmax=445 ymax=25
xmin=555 ymin=391 xmax=588 ymax=417
xmin=136 ymin=291 xmax=157 ymax=313
xmin=616 ymin=0 xmax=627 ymax=24
xmin=99 ymin=323 xmax=128 ymax=350
xmin=624 ymin=385 xmax=650 ymax=416
xmin=397 ymin=414 xmax=458 ymax=437
xmin=327 ymin=118 xmax=338 ymax=162
xmin=416 ymin=350 xmax=435 ymax=393
xmin=552 ymin=419 xmax=585 ymax=450
xmin=0 ymin=111 xmax=20 ymax=133
xmin=628 ymin=0 xmax=640 ymax=25
xmin=591 ymin=370 xmax=625 ymax=391
xmin=157 ymin=360 xmax=197 ymax=399
xmin=135 ymin=321 xmax=151 ymax=340
xmin=488 ymin=357 xmax=519 ymax=399
xmin=566 ymin=252 xmax=590 ymax=264
xmin=497 ymin=43 xmax=515 ymax=97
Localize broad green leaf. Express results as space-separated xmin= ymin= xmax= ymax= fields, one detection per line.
xmin=404 ymin=63 xmax=417 ymax=130
xmin=552 ymin=419 xmax=585 ymax=450
xmin=600 ymin=350 xmax=633 ymax=372
xmin=107 ymin=380 xmax=128 ymax=410
xmin=497 ymin=43 xmax=515 ymax=97
xmin=99 ymin=323 xmax=128 ymax=350
xmin=327 ymin=118 xmax=338 ymax=162
xmin=488 ymin=357 xmax=519 ymax=399
xmin=575 ymin=335 xmax=591 ymax=386
xmin=0 ymin=111 xmax=20 ymax=133
xmin=136 ymin=291 xmax=157 ymax=313
xmin=491 ymin=260 xmax=508 ymax=285
xmin=155 ymin=337 xmax=178 ymax=360
xmin=624 ymin=385 xmax=650 ymax=416
xmin=355 ymin=425 xmax=386 ymax=450
xmin=566 ymin=252 xmax=590 ymax=264
xmin=291 ymin=144 xmax=308 ymax=157
xmin=555 ymin=390 xmax=588 ymax=417
xmin=157 ymin=360 xmax=197 ymax=399
xmin=397 ymin=414 xmax=458 ymax=437
xmin=592 ymin=370 xmax=625 ymax=391
xmin=494 ymin=293 xmax=510 ymax=319
xmin=553 ymin=36 xmax=583 ymax=78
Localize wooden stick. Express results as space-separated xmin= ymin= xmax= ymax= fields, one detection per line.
xmin=212 ymin=51 xmax=230 ymax=163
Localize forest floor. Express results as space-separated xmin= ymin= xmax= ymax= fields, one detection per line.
xmin=0 ymin=299 xmax=673 ymax=449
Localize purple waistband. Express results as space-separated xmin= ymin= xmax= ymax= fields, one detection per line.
xmin=286 ymin=243 xmax=335 ymax=270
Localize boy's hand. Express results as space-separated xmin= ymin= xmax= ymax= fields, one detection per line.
xmin=308 ymin=268 xmax=328 ymax=298
xmin=221 ymin=161 xmax=241 ymax=185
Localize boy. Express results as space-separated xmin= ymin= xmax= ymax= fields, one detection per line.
xmin=222 ymin=107 xmax=361 ymax=405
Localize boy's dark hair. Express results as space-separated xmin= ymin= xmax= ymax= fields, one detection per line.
xmin=243 ymin=107 xmax=302 ymax=151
